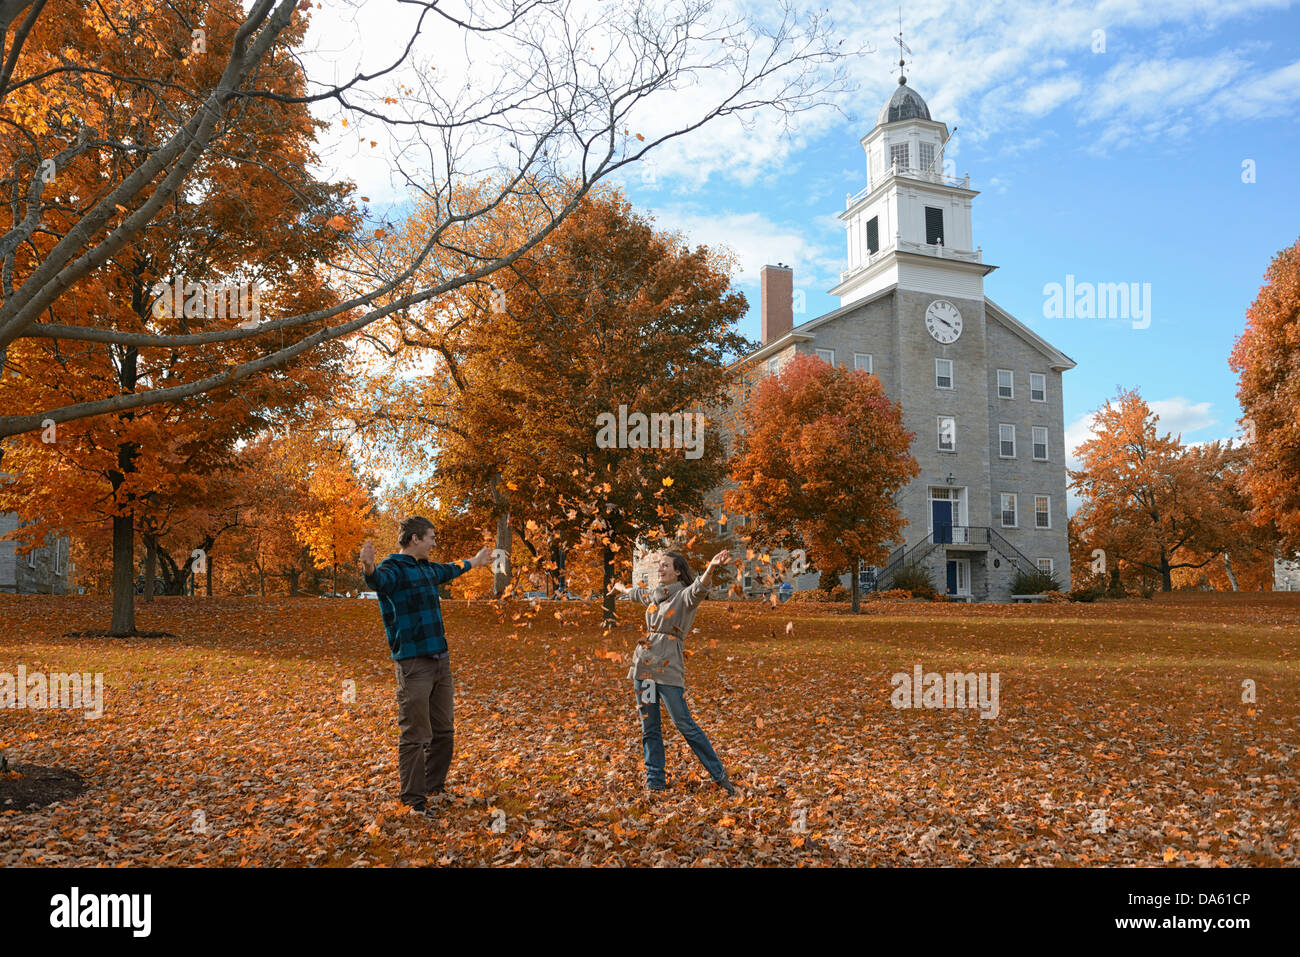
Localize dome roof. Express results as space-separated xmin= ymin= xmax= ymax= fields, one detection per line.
xmin=877 ymin=77 xmax=931 ymax=126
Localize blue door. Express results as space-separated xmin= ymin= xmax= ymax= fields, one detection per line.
xmin=946 ymin=560 xmax=958 ymax=595
xmin=932 ymin=500 xmax=953 ymax=543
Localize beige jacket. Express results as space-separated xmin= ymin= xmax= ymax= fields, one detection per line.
xmin=626 ymin=577 xmax=709 ymax=688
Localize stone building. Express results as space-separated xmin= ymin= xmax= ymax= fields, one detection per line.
xmin=0 ymin=510 xmax=74 ymax=595
xmin=677 ymin=73 xmax=1078 ymax=602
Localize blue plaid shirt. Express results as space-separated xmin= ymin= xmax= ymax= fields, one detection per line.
xmin=363 ymin=553 xmax=471 ymax=660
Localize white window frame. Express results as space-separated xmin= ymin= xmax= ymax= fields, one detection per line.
xmin=1035 ymin=495 xmax=1051 ymax=529
xmin=1032 ymin=426 xmax=1049 ymax=461
xmin=1037 ymin=557 xmax=1054 ymax=574
xmin=890 ymin=142 xmax=909 ymax=171
xmin=997 ymin=369 xmax=1014 ymax=399
xmin=767 ymin=357 xmax=778 ymax=374
xmin=815 ymin=348 xmax=835 ymax=365
xmin=854 ymin=352 xmax=873 ymax=373
xmin=54 ymin=539 xmax=67 ymax=576
xmin=919 ymin=142 xmax=935 ymax=173
xmin=999 ymin=423 xmax=1016 ymax=459
xmin=1030 ymin=373 xmax=1047 ymax=403
xmin=935 ymin=358 xmax=953 ymax=389
xmin=937 ymin=415 xmax=956 ymax=452
xmin=26 ymin=546 xmax=37 ymax=569
xmin=1000 ymin=493 xmax=1017 ymax=528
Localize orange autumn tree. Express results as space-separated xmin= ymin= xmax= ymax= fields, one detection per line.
xmin=1068 ymin=388 xmax=1264 ymax=592
xmin=358 ymin=185 xmax=750 ymax=619
xmin=725 ymin=352 xmax=919 ymax=613
xmin=294 ymin=444 xmax=376 ymax=596
xmin=0 ymin=0 xmax=354 ymax=633
xmin=1229 ymin=238 xmax=1300 ymax=557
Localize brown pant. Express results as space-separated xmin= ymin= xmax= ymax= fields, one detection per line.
xmin=394 ymin=654 xmax=454 ymax=806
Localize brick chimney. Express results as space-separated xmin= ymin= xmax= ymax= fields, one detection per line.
xmin=760 ymin=263 xmax=793 ymax=344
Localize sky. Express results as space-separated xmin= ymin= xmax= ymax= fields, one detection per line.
xmin=297 ymin=0 xmax=1300 ymax=513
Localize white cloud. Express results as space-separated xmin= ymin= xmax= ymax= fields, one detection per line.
xmin=643 ymin=205 xmax=842 ymax=293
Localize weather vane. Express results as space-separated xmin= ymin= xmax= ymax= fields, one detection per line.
xmin=894 ymin=6 xmax=912 ymax=83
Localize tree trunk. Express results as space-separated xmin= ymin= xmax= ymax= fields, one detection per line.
xmin=551 ymin=540 xmax=567 ymax=596
xmin=1107 ymin=565 xmax=1123 ymax=597
xmin=1223 ymin=552 xmax=1239 ymax=591
xmin=1160 ymin=554 xmax=1172 ymax=592
xmin=143 ymin=535 xmax=157 ymax=604
xmin=110 ymin=512 xmax=136 ymax=636
xmin=850 ymin=561 xmax=860 ymax=613
xmin=206 ymin=552 xmax=213 ymax=596
xmin=258 ymin=565 xmax=266 ymax=597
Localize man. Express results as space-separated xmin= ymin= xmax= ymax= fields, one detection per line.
xmin=360 ymin=516 xmax=493 ymax=816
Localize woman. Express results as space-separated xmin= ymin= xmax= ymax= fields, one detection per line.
xmin=609 ymin=549 xmax=736 ymax=796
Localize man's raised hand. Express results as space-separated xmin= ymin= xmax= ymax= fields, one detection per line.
xmin=469 ymin=545 xmax=494 ymax=569
xmin=360 ymin=541 xmax=376 ymax=574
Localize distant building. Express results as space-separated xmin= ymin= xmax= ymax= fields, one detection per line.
xmin=1276 ymin=555 xmax=1300 ymax=592
xmin=0 ymin=511 xmax=73 ymax=594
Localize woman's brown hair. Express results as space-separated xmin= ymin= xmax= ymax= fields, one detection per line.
xmin=664 ymin=551 xmax=694 ymax=586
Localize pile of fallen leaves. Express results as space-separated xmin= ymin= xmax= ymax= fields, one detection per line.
xmin=0 ymin=592 xmax=1296 ymax=867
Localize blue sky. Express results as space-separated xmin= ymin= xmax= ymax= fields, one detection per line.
xmin=596 ymin=0 xmax=1300 ymax=488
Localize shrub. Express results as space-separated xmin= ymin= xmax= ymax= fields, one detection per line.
xmin=1041 ymin=590 xmax=1070 ymax=604
xmin=1011 ymin=567 xmax=1062 ymax=594
xmin=829 ymin=584 xmax=849 ymax=601
xmin=891 ymin=563 xmax=936 ymax=599
xmin=1069 ymin=585 xmax=1103 ymax=602
xmin=863 ymin=588 xmax=912 ymax=603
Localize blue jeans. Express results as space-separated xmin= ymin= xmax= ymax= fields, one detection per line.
xmin=633 ymin=679 xmax=728 ymax=788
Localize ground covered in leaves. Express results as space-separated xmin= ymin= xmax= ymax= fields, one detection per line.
xmin=1 ymin=592 xmax=1296 ymax=867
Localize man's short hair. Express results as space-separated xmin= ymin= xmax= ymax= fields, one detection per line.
xmin=398 ymin=516 xmax=436 ymax=547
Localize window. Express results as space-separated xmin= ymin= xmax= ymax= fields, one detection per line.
xmin=854 ymin=353 xmax=873 ymax=373
xmin=858 ymin=560 xmax=878 ymax=589
xmin=26 ymin=546 xmax=36 ymax=569
xmin=1035 ymin=495 xmax=1051 ymax=529
xmin=866 ymin=216 xmax=879 ymax=254
xmin=935 ymin=358 xmax=953 ymax=389
xmin=54 ymin=539 xmax=67 ymax=576
xmin=767 ymin=357 xmax=778 ymax=374
xmin=999 ymin=424 xmax=1016 ymax=458
xmin=890 ymin=142 xmax=909 ymax=171
xmin=1000 ymin=493 xmax=1017 ymax=528
xmin=815 ymin=348 xmax=835 ymax=364
xmin=1030 ymin=373 xmax=1046 ymax=402
xmin=938 ymin=416 xmax=956 ymax=452
xmin=1037 ymin=558 xmax=1054 ymax=574
xmin=997 ymin=369 xmax=1014 ymax=399
xmin=919 ymin=142 xmax=935 ymax=173
xmin=1032 ymin=427 xmax=1048 ymax=461
xmin=924 ymin=206 xmax=944 ymax=245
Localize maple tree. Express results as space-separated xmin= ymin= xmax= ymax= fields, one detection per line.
xmin=0 ymin=0 xmax=354 ymax=634
xmin=724 ymin=352 xmax=920 ymax=613
xmin=1229 ymin=237 xmax=1300 ymax=555
xmin=0 ymin=0 xmax=857 ymax=438
xmin=1068 ymin=388 xmax=1274 ymax=592
xmin=356 ymin=185 xmax=751 ymax=620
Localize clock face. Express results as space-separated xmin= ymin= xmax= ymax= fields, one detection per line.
xmin=925 ymin=300 xmax=963 ymax=344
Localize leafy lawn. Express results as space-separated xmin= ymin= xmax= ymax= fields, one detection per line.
xmin=1 ymin=592 xmax=1296 ymax=866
